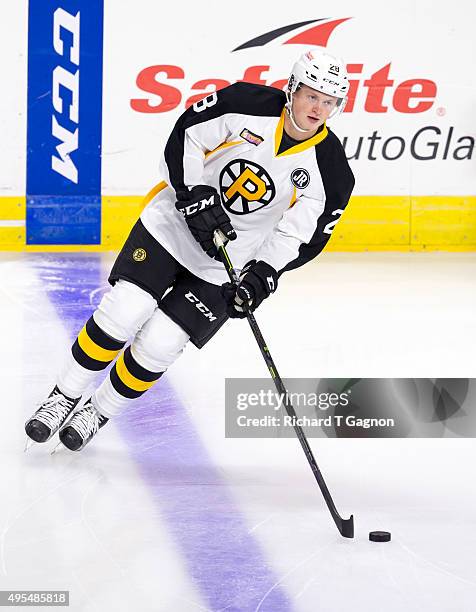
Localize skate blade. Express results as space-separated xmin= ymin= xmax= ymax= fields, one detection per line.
xmin=24 ymin=438 xmax=35 ymax=453
xmin=50 ymin=441 xmax=66 ymax=455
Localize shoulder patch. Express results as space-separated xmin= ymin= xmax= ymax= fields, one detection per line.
xmin=240 ymin=128 xmax=264 ymax=146
xmin=290 ymin=168 xmax=310 ymax=189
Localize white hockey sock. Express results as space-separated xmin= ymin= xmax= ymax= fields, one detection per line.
xmin=92 ymin=309 xmax=189 ymax=417
xmin=56 ymin=352 xmax=98 ymax=399
xmin=93 ymin=377 xmax=134 ymax=419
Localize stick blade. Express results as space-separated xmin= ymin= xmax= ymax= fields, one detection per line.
xmin=338 ymin=514 xmax=354 ymax=538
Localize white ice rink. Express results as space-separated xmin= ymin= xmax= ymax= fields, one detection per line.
xmin=0 ymin=251 xmax=475 ymax=611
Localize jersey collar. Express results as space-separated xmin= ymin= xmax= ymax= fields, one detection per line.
xmin=274 ymin=109 xmax=328 ymax=157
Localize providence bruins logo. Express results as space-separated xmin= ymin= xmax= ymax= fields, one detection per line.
xmin=132 ymin=248 xmax=147 ymax=262
xmin=219 ymin=159 xmax=275 ymax=215
xmin=291 ymin=168 xmax=310 ymax=189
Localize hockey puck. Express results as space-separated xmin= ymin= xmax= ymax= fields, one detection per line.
xmin=369 ymin=531 xmax=391 ymax=542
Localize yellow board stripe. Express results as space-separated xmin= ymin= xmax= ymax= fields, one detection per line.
xmin=115 ymin=353 xmax=157 ymax=392
xmin=77 ymin=326 xmax=121 ymax=362
xmin=0 ymin=226 xmax=25 ymax=247
xmin=326 ymin=195 xmax=476 ymax=248
xmin=0 ymin=197 xmax=26 ymax=247
xmin=0 ymin=196 xmax=26 ymax=220
xmin=1 ymin=195 xmax=475 ymax=252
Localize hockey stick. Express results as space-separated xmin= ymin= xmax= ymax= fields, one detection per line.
xmin=214 ymin=231 xmax=354 ymax=538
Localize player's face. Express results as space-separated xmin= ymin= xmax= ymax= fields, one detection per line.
xmin=292 ymin=85 xmax=339 ymax=132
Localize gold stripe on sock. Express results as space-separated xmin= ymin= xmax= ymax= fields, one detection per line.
xmin=77 ymin=326 xmax=121 ymax=362
xmin=115 ymin=353 xmax=157 ymax=392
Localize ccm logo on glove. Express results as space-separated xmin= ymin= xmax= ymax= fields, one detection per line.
xmin=175 ymin=185 xmax=237 ymax=259
xmin=180 ymin=195 xmax=215 ymax=217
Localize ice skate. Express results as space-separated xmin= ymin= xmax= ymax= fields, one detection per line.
xmin=57 ymin=399 xmax=109 ymax=452
xmin=25 ymin=386 xmax=81 ymax=445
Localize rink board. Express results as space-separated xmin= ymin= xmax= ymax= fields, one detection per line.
xmin=1 ymin=195 xmax=475 ymax=251
xmin=0 ymin=2 xmax=475 ymax=250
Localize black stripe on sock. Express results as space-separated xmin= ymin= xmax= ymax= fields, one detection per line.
xmin=110 ymin=364 xmax=143 ymax=399
xmin=86 ymin=316 xmax=125 ymax=351
xmin=72 ymin=341 xmax=111 ymax=371
xmin=123 ymin=346 xmax=163 ymax=382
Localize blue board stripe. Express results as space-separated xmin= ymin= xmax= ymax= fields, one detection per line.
xmin=26 ymin=0 xmax=104 ymax=244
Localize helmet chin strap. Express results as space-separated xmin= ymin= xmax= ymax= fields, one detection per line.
xmin=285 ymin=91 xmax=315 ymax=134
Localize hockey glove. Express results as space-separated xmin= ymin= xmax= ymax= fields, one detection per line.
xmin=175 ymin=185 xmax=237 ymax=259
xmin=221 ymin=260 xmax=278 ymax=319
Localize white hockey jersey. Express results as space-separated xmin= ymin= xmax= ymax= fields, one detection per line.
xmin=140 ymin=82 xmax=354 ymax=285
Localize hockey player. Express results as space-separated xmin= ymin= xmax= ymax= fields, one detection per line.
xmin=25 ymin=48 xmax=355 ymax=452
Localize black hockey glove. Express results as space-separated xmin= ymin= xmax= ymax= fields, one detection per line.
xmin=175 ymin=185 xmax=237 ymax=259
xmin=221 ymin=260 xmax=278 ymax=319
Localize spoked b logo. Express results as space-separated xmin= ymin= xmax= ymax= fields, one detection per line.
xmin=219 ymin=159 xmax=275 ymax=215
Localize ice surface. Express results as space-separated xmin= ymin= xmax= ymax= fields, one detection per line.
xmin=1 ymin=251 xmax=475 ymax=611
